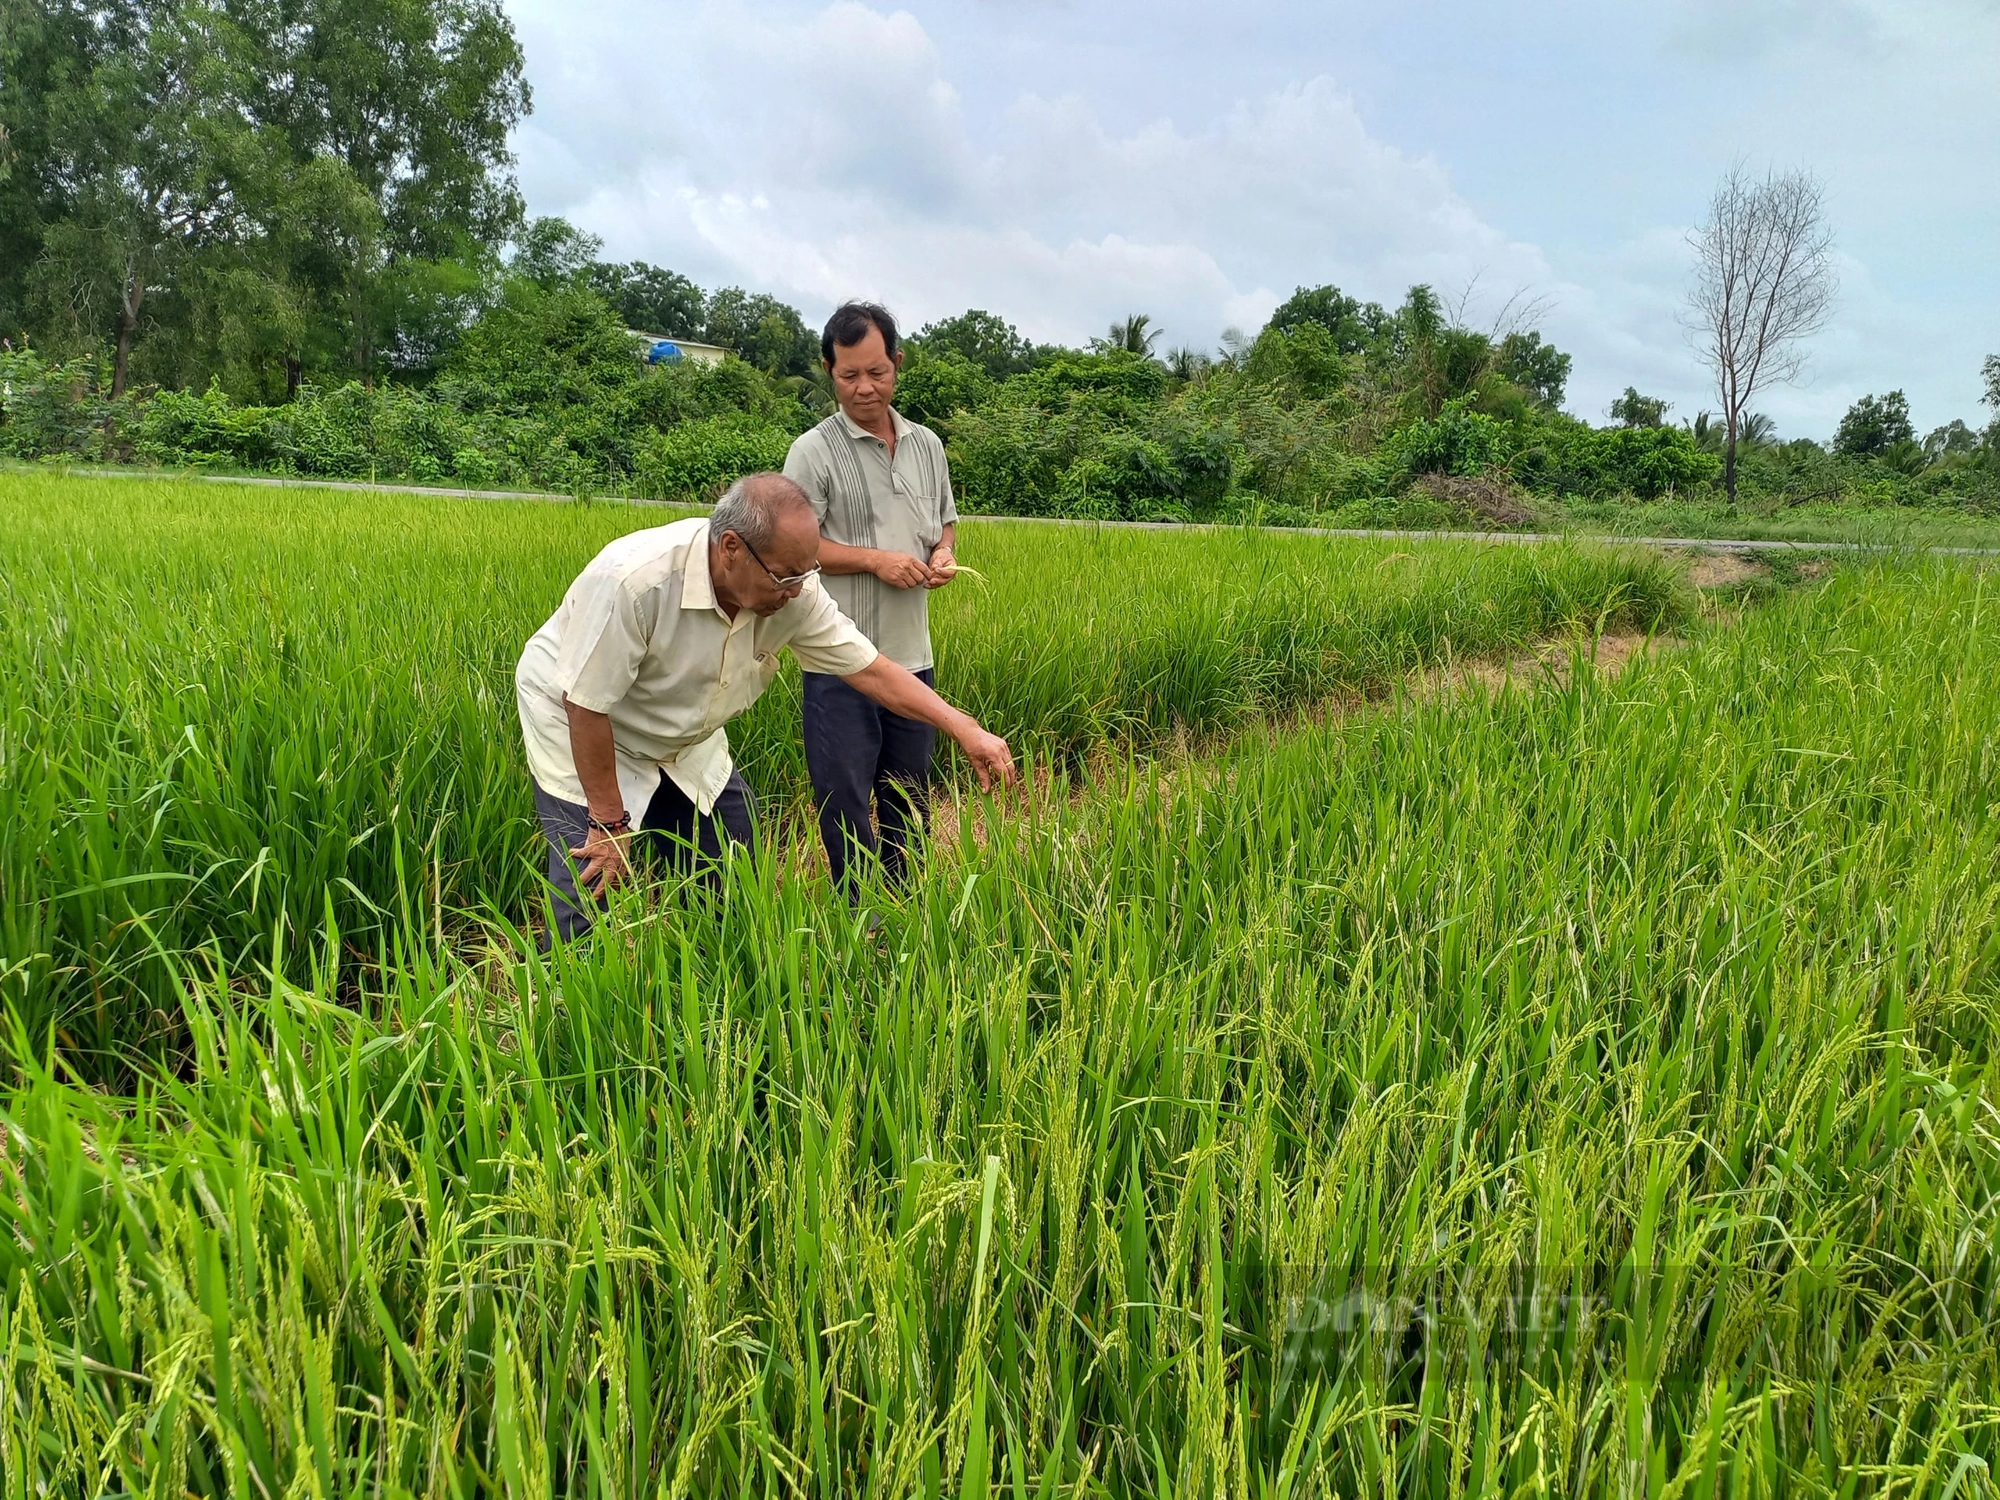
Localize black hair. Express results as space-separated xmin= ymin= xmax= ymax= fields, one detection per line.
xmin=821 ymin=301 xmax=899 ymax=366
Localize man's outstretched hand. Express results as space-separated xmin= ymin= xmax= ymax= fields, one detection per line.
xmin=956 ymin=724 xmax=1017 ymax=791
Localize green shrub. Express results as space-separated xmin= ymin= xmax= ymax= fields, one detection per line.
xmin=453 ymin=447 xmax=499 ymax=486
xmin=1015 ymin=350 xmax=1170 ymax=409
xmin=1510 ymin=418 xmax=1719 ymax=499
xmin=1297 ymin=450 xmax=1401 ymax=510
xmin=1051 ymin=431 xmax=1189 ymax=522
xmin=1240 ymin=322 xmax=1349 ymax=401
xmin=633 ymin=414 xmax=792 ymax=501
xmin=895 ymin=349 xmax=997 ymax=426
xmin=626 ymin=356 xmax=807 ymax=433
xmin=1390 ymin=397 xmax=1507 ymax=477
xmin=135 ymin=384 xmax=283 ymax=470
xmin=951 ymin=394 xmax=1234 ymax=521
xmin=437 ymin=279 xmax=641 ymax=415
xmin=1146 ymin=407 xmax=1238 ymax=516
xmin=0 ymin=348 xmax=143 ymax=462
xmin=947 ymin=402 xmax=1071 ymax=516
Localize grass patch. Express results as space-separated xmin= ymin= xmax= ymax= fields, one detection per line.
xmin=3 ymin=557 xmax=1994 ymax=1495
xmin=1551 ymin=495 xmax=2000 ymax=549
xmin=0 ymin=473 xmax=1683 ymax=1058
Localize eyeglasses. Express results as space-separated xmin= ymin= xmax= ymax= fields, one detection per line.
xmin=732 ymin=531 xmax=821 ymax=591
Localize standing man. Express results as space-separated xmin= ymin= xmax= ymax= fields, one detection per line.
xmin=514 ymin=472 xmax=1013 ymax=941
xmin=785 ymin=302 xmax=960 ymax=899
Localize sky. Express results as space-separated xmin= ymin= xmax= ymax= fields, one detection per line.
xmin=502 ymin=0 xmax=2000 ymax=439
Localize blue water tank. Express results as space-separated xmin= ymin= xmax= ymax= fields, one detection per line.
xmin=645 ymin=340 xmax=684 ymax=365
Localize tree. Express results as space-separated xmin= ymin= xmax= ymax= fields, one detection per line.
xmin=1688 ymin=410 xmax=1775 ymax=455
xmin=23 ymin=0 xmax=259 ymax=397
xmin=1242 ymin=322 xmax=1345 ymax=401
xmin=1388 ymin=284 xmax=1496 ymax=418
xmin=702 ymin=287 xmax=816 ymax=376
xmin=893 ymin=348 xmax=995 ymax=424
xmin=590 ymin=260 xmax=703 ymax=337
xmin=224 ymin=0 xmax=528 ymax=380
xmin=912 ymin=309 xmax=1033 ymax=380
xmin=376 ymin=249 xmax=498 ymax=375
xmin=1833 ymin=391 xmax=1914 ymax=459
xmin=1924 ymin=421 xmax=1979 ymax=461
xmin=1164 ymin=346 xmax=1213 ymax=384
xmin=0 ymin=1 xmax=99 ymax=341
xmin=1096 ymin=314 xmax=1161 ymax=358
xmin=1687 ymin=165 xmax=1837 ymax=501
xmin=1609 ymin=388 xmax=1671 ymax=428
xmin=8 ymin=0 xmax=529 ymax=394
xmin=1264 ymin=284 xmax=1386 ymax=355
xmin=227 ymin=0 xmax=528 ymax=263
xmin=439 ymin=277 xmax=635 ymax=413
xmin=1496 ymin=331 xmax=1571 ymax=410
xmin=511 ymin=216 xmax=600 ymax=286
xmin=1984 ymin=354 xmax=2000 ymax=446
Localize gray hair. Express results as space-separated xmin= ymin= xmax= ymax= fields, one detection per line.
xmin=710 ymin=472 xmax=811 ymax=550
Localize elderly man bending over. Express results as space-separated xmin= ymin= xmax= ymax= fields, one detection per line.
xmin=515 ymin=472 xmax=1015 ymax=939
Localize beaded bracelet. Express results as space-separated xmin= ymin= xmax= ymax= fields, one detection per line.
xmin=590 ymin=812 xmax=633 ymax=835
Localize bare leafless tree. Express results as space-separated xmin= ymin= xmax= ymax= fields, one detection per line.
xmin=1687 ymin=165 xmax=1837 ymax=501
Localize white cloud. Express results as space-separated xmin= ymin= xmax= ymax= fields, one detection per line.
xmin=503 ymin=0 xmax=2000 ymax=434
xmin=507 ymin=1 xmax=1572 ymax=355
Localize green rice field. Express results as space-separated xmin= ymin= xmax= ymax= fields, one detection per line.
xmin=0 ymin=474 xmax=1681 ymax=1057
xmin=3 ymin=474 xmax=1997 ymax=1498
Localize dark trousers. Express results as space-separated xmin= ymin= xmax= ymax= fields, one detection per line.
xmin=531 ymin=769 xmax=757 ymax=941
xmin=803 ymin=668 xmax=937 ymax=899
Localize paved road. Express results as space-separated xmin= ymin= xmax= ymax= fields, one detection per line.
xmin=73 ymin=467 xmax=2000 ymax=556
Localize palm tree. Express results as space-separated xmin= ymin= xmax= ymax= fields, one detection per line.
xmin=1100 ymin=314 xmax=1161 ymax=357
xmin=1689 ymin=410 xmax=1773 ymax=453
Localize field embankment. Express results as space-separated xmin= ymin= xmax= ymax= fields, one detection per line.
xmin=0 ymin=473 xmax=1682 ymax=1052
xmin=4 ymin=553 xmax=1996 ymax=1496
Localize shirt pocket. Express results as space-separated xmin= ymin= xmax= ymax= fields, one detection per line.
xmin=895 ymin=471 xmax=942 ymax=552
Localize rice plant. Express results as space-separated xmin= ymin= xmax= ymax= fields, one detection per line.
xmin=0 ymin=474 xmax=1681 ymax=1058
xmin=3 ymin=537 xmax=1995 ymax=1496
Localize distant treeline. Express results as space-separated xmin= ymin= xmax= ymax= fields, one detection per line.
xmin=3 ymin=0 xmax=1996 ymax=521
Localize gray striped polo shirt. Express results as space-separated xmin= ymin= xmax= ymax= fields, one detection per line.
xmin=782 ymin=407 xmax=958 ymax=671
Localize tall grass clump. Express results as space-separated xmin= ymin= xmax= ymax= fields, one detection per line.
xmin=3 ymin=558 xmax=1995 ymax=1496
xmin=0 ymin=474 xmax=1681 ymax=1057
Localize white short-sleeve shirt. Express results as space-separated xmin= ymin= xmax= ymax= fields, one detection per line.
xmin=515 ymin=517 xmax=878 ymax=814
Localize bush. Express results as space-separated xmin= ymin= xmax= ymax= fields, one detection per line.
xmin=949 ymin=390 xmax=1238 ymax=521
xmin=1510 ymin=419 xmax=1719 ymax=499
xmin=0 ymin=349 xmax=144 ymax=462
xmin=633 ymin=415 xmax=793 ymax=501
xmin=1390 ymin=398 xmax=1508 ymax=477
xmin=947 ymin=402 xmax=1071 ymax=516
xmin=135 ymin=384 xmax=284 ymax=470
xmin=1241 ymin=322 xmax=1348 ymax=401
xmin=626 ymin=356 xmax=806 ymax=433
xmin=1051 ymin=431 xmax=1189 ymax=522
xmin=1015 ymin=351 xmax=1170 ymax=409
xmin=437 ymin=279 xmax=641 ymax=415
xmin=453 ymin=448 xmax=499 ymax=487
xmin=894 ymin=349 xmax=996 ymax=426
